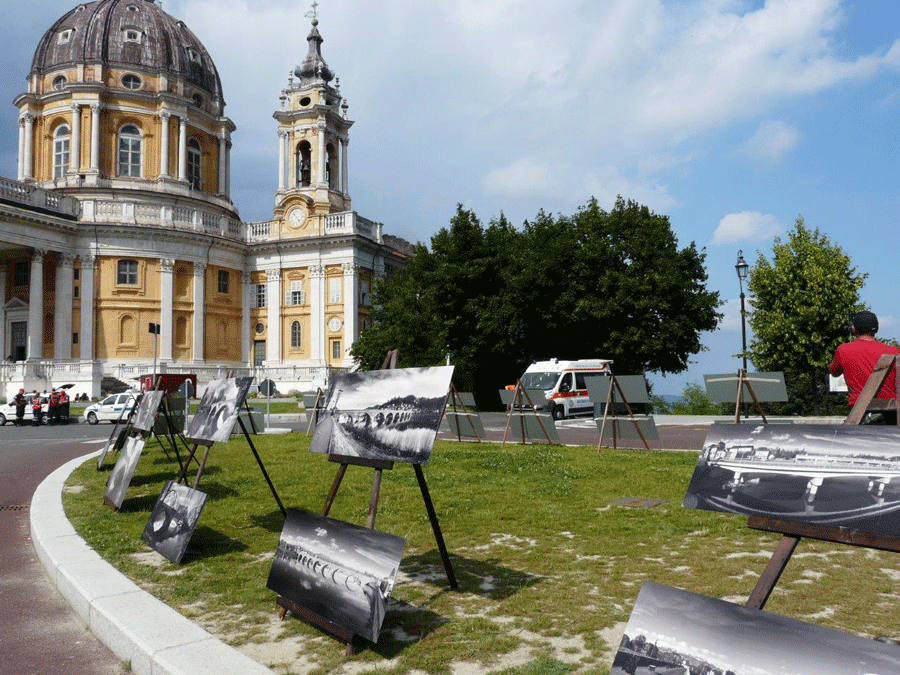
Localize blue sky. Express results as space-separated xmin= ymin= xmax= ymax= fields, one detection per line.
xmin=2 ymin=1 xmax=898 ymax=395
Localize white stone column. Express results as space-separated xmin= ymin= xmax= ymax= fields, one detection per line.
xmin=69 ymin=104 xmax=81 ymax=173
xmin=309 ymin=265 xmax=324 ymax=363
xmin=277 ymin=130 xmax=286 ymax=191
xmin=177 ymin=117 xmax=188 ymax=182
xmin=54 ymin=254 xmax=75 ymax=359
xmin=341 ymin=137 xmax=349 ymax=195
xmin=26 ymin=249 xmax=44 ymax=360
xmin=192 ymin=262 xmax=206 ymax=362
xmin=159 ymin=111 xmax=171 ymax=177
xmin=241 ymin=271 xmax=251 ymax=365
xmin=160 ymin=258 xmax=174 ymax=361
xmin=342 ymin=263 xmax=358 ymax=362
xmin=89 ymin=104 xmax=101 ymax=172
xmin=218 ymin=132 xmax=227 ymax=195
xmin=317 ymin=122 xmax=326 ymax=186
xmin=266 ymin=269 xmax=281 ymax=363
xmin=22 ymin=114 xmax=35 ymax=181
xmin=79 ymin=255 xmax=95 ymax=361
xmin=17 ymin=118 xmax=25 ymax=180
xmin=224 ymin=139 xmax=232 ymax=198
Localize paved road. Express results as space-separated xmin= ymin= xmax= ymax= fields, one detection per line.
xmin=0 ymin=422 xmax=127 ymax=675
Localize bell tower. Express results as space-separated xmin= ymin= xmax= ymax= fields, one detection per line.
xmin=273 ymin=11 xmax=353 ymax=236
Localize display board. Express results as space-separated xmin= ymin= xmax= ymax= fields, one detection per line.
xmin=445 ymin=412 xmax=486 ymax=440
xmin=310 ymin=367 xmax=453 ymax=464
xmin=683 ymin=423 xmax=900 ymax=537
xmin=185 ymin=377 xmax=253 ymax=445
xmin=267 ymin=508 xmax=405 ymax=643
xmin=612 ymin=581 xmax=900 ymax=674
xmin=703 ymin=371 xmax=788 ymax=403
xmin=594 ymin=416 xmax=659 ymax=441
xmin=507 ymin=412 xmax=558 ymax=443
xmin=103 ymin=436 xmax=145 ymax=510
xmin=132 ymin=390 xmax=164 ymax=432
xmin=141 ymin=480 xmax=208 ymax=564
xmin=584 ymin=374 xmax=650 ymax=403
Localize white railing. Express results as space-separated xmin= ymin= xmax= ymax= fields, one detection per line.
xmin=248 ymin=220 xmax=274 ymax=241
xmin=0 ymin=176 xmax=80 ymax=219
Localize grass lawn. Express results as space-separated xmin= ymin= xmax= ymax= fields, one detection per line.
xmin=63 ymin=436 xmax=900 ymax=675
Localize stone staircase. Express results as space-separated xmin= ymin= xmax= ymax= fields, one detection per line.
xmin=100 ymin=375 xmax=130 ymax=395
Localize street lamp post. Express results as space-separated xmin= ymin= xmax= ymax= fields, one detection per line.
xmin=735 ymin=251 xmax=749 ymax=372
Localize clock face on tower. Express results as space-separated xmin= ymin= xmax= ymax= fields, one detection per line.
xmin=287 ymin=206 xmax=306 ymax=229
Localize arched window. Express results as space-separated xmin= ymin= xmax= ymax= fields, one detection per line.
xmin=291 ymin=321 xmax=302 ymax=348
xmin=187 ymin=138 xmax=202 ymax=190
xmin=53 ymin=124 xmax=70 ymax=178
xmin=295 ymin=141 xmax=311 ymax=187
xmin=119 ymin=315 xmax=136 ymax=345
xmin=326 ymin=143 xmax=336 ymax=189
xmin=117 ymin=124 xmax=142 ymax=177
xmin=175 ymin=316 xmax=188 ymax=346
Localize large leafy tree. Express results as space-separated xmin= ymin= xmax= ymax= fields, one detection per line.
xmin=353 ymin=198 xmax=721 ymax=408
xmin=747 ymin=217 xmax=866 ymax=415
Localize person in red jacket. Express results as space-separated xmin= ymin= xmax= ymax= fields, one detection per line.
xmin=830 ymin=311 xmax=900 ymax=421
xmin=31 ymin=390 xmax=43 ymax=426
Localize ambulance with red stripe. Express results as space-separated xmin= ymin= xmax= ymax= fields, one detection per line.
xmin=518 ymin=358 xmax=612 ymax=420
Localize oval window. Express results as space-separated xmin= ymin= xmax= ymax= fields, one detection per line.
xmin=122 ymin=74 xmax=142 ymax=90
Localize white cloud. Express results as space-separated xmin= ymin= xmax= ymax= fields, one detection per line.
xmin=713 ymin=211 xmax=782 ymax=245
xmin=482 ymin=160 xmax=679 ymax=213
xmin=77 ymin=0 xmax=900 ymax=229
xmin=719 ymin=298 xmax=743 ymax=331
xmin=740 ymin=120 xmax=802 ymax=162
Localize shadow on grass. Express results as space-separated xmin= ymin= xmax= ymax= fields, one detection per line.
xmin=119 ymin=493 xmax=161 ymax=513
xmin=185 ymin=525 xmax=249 ymax=561
xmin=280 ymin=597 xmax=449 ymax=659
xmin=249 ymin=509 xmax=291 ymax=534
xmin=367 ymin=598 xmax=450 ymax=658
xmin=402 ymin=550 xmax=544 ymax=600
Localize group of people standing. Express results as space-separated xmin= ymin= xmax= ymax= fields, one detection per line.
xmin=11 ymin=387 xmax=70 ymax=426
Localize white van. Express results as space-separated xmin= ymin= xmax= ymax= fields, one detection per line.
xmin=518 ymin=358 xmax=612 ymax=420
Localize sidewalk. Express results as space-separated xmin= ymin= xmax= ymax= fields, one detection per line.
xmin=30 ymin=451 xmax=275 ymax=675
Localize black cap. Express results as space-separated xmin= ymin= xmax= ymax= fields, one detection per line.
xmin=853 ymin=310 xmax=879 ymax=334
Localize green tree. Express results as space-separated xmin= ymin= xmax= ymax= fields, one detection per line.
xmin=747 ymin=217 xmax=866 ymax=415
xmin=651 ymin=382 xmax=724 ymax=415
xmin=352 ymin=199 xmax=721 ymax=408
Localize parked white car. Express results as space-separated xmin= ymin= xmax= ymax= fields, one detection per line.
xmin=82 ymin=393 xmax=138 ymax=424
xmin=0 ymin=392 xmax=48 ymax=425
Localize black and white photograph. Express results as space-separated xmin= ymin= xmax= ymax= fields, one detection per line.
xmin=141 ymin=480 xmax=209 ymax=564
xmin=103 ymin=436 xmax=146 ymax=510
xmin=683 ymin=423 xmax=900 ymax=537
xmin=266 ymin=508 xmax=405 ymax=643
xmin=185 ymin=377 xmax=253 ymax=445
xmin=309 ymin=366 xmax=453 ymax=464
xmin=131 ymin=391 xmax=163 ymax=433
xmin=610 ymin=581 xmax=900 ymax=674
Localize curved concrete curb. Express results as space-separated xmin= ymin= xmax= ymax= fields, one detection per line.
xmin=30 ymin=450 xmax=276 ymax=675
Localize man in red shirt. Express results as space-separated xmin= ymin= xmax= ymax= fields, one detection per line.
xmin=830 ymin=311 xmax=900 ymax=415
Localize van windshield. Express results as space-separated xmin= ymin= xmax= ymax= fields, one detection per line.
xmin=520 ymin=371 xmax=559 ymax=390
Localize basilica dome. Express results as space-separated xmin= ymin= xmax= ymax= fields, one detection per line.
xmin=30 ymin=0 xmax=223 ymax=100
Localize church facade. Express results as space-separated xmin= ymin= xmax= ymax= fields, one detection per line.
xmin=0 ymin=0 xmax=409 ymax=399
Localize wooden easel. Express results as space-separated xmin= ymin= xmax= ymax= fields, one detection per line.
xmin=277 ymin=351 xmax=458 ymax=654
xmin=596 ymin=371 xmax=650 ymax=450
xmin=843 ymin=353 xmax=900 ymax=425
xmin=96 ymin=391 xmax=143 ymax=470
xmin=175 ymin=396 xmax=285 ymax=516
xmin=732 ymin=369 xmax=768 ymax=423
xmin=446 ymin=382 xmax=482 ymax=442
xmin=500 ymin=380 xmax=556 ymax=446
xmin=304 ymin=388 xmax=326 ymax=434
xmin=741 ymin=359 xmax=900 ymax=611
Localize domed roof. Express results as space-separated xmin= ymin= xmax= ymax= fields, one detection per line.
xmin=294 ymin=18 xmax=333 ymax=86
xmin=30 ymin=0 xmax=223 ymax=99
